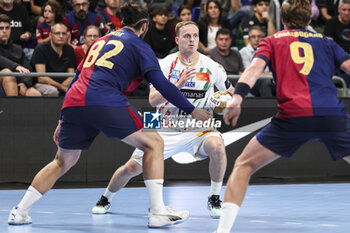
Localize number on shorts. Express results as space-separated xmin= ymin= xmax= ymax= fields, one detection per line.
xmin=290 ymin=41 xmax=314 ymax=75
xmin=83 ymin=40 xmax=124 ymax=69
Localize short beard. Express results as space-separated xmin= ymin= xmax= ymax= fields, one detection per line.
xmin=76 ymin=10 xmax=87 ymax=19
xmin=217 ymin=47 xmax=227 ymax=53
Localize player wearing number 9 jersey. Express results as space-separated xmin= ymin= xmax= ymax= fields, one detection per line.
xmin=215 ymin=0 xmax=350 ymax=232
xmin=8 ymin=3 xmax=210 ymax=228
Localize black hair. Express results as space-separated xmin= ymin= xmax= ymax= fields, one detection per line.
xmin=177 ymin=5 xmax=192 ymax=17
xmin=215 ymin=28 xmax=232 ymax=39
xmin=121 ymin=2 xmax=149 ymax=31
xmin=151 ymin=6 xmax=168 ymax=18
xmin=252 ymin=0 xmax=270 ymax=5
xmin=41 ymin=1 xmax=63 ymax=23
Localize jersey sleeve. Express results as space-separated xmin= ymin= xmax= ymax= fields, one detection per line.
xmin=212 ymin=60 xmax=231 ymax=91
xmin=328 ymin=38 xmax=350 ymax=68
xmin=255 ymin=37 xmax=272 ymax=65
xmin=136 ymin=42 xmax=161 ymax=78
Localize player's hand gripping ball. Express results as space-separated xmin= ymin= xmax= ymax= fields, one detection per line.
xmin=209 ymin=91 xmax=232 ymax=115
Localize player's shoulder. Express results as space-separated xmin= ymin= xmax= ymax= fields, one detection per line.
xmin=198 ymin=52 xmax=218 ymax=65
xmin=159 ymin=52 xmax=179 ymax=65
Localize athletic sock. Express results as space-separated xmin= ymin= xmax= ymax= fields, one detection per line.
xmin=144 ymin=179 xmax=166 ymax=213
xmin=209 ymin=180 xmax=223 ymax=196
xmin=17 ymin=186 xmax=43 ymax=215
xmin=103 ymin=188 xmax=116 ymax=202
xmin=216 ymin=202 xmax=240 ymax=233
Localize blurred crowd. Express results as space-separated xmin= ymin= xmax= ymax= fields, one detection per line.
xmin=0 ymin=0 xmax=349 ymax=97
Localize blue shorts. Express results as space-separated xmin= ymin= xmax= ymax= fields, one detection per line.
xmin=256 ymin=116 xmax=350 ymax=160
xmin=59 ymin=106 xmax=143 ymax=150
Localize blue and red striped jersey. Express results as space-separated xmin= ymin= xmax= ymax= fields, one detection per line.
xmin=256 ymin=29 xmax=350 ymax=118
xmin=36 ymin=22 xmax=51 ymax=40
xmin=62 ymin=28 xmax=160 ymax=110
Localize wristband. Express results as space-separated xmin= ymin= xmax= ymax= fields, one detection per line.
xmin=234 ymin=82 xmax=250 ymax=100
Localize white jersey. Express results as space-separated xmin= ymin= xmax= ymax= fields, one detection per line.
xmin=131 ymin=52 xmax=229 ymax=163
xmin=158 ymin=52 xmax=229 ymax=114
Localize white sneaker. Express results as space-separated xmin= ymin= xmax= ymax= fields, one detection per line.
xmin=8 ymin=206 xmax=32 ymax=225
xmin=92 ymin=195 xmax=111 ymax=214
xmin=148 ymin=206 xmax=189 ymax=228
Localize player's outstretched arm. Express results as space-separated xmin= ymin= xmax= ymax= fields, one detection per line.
xmin=146 ymin=69 xmax=211 ymax=120
xmin=223 ymin=57 xmax=266 ymax=126
xmin=148 ymin=67 xmax=197 ymax=107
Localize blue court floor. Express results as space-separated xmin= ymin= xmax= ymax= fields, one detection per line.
xmin=1 ymin=183 xmax=350 ymax=233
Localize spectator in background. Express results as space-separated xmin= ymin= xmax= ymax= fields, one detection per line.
xmin=238 ymin=0 xmax=276 ymax=49
xmin=198 ymin=0 xmax=231 ymax=53
xmin=0 ymin=14 xmax=40 ymax=96
xmin=201 ymin=0 xmax=250 ymax=33
xmin=63 ymin=0 xmax=106 ymax=48
xmin=325 ymin=0 xmax=350 ymax=87
xmin=31 ymin=22 xmax=75 ymax=96
xmin=74 ymin=25 xmax=100 ymax=66
xmin=171 ymin=5 xmax=192 ymax=41
xmin=0 ymin=0 xmax=32 ymax=47
xmin=324 ymin=0 xmax=350 ymax=54
xmin=207 ymin=28 xmax=244 ymax=76
xmin=200 ymin=0 xmax=235 ymax=20
xmin=316 ymin=0 xmax=339 ymax=23
xmin=144 ymin=6 xmax=174 ymax=59
xmin=97 ymin=0 xmax=122 ymax=32
xmin=36 ymin=1 xmax=63 ymax=44
xmin=239 ymin=26 xmax=264 ymax=69
xmin=239 ymin=26 xmax=275 ymax=97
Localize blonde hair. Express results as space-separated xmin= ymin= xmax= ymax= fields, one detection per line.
xmin=175 ymin=21 xmax=198 ymax=36
xmin=339 ymin=0 xmax=350 ymax=7
xmin=281 ymin=0 xmax=311 ymax=29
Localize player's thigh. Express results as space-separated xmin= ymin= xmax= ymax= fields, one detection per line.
xmin=59 ymin=107 xmax=101 ymax=150
xmin=122 ymin=129 xmax=164 ymax=152
xmin=130 ymin=132 xmax=179 ymax=165
xmin=322 ymin=117 xmax=350 ymax=160
xmin=93 ymin=105 xmax=143 ymax=140
xmin=170 ymin=131 xmax=221 ymax=162
xmin=235 ymin=136 xmax=280 ymax=172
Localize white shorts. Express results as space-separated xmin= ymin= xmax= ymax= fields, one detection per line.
xmin=131 ymin=129 xmax=222 ymax=165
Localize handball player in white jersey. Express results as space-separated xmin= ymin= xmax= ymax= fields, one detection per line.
xmin=92 ymin=21 xmax=234 ymax=218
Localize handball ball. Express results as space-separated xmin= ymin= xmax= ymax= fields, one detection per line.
xmin=209 ymin=91 xmax=232 ymax=115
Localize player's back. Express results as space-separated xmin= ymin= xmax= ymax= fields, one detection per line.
xmin=62 ymin=28 xmax=160 ymax=109
xmin=256 ymin=29 xmax=349 ymax=118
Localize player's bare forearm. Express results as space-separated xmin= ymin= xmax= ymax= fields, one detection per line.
xmin=148 ymin=86 xmax=167 ymax=107
xmin=237 ymin=58 xmax=266 ymax=87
